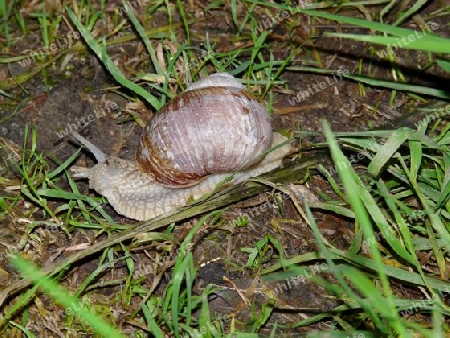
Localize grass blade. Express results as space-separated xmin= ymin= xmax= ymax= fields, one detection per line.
xmin=10 ymin=255 xmax=124 ymax=338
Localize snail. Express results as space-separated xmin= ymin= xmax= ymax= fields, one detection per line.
xmin=71 ymin=73 xmax=291 ymax=221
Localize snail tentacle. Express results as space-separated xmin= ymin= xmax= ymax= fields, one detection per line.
xmin=72 ymin=131 xmax=107 ymax=163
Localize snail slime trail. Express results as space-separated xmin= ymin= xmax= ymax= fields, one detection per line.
xmin=72 ymin=73 xmax=291 ymax=221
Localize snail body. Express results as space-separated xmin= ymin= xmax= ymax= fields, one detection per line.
xmin=72 ymin=73 xmax=290 ymax=221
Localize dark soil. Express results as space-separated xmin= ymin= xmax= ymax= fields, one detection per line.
xmin=0 ymin=0 xmax=449 ymax=336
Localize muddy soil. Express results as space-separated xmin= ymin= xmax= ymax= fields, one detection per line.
xmin=0 ymin=0 xmax=449 ymax=335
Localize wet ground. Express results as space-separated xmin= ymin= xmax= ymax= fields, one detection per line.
xmin=0 ymin=0 xmax=449 ymax=335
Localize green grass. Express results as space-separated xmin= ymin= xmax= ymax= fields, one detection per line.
xmin=0 ymin=0 xmax=450 ymax=336
xmin=10 ymin=255 xmax=124 ymax=337
xmin=263 ymin=117 xmax=450 ymax=334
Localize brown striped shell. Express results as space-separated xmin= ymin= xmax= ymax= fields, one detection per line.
xmin=135 ymin=73 xmax=273 ymax=187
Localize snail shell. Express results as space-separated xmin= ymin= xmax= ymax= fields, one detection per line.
xmin=136 ymin=73 xmax=273 ymax=187
xmin=72 ymin=73 xmax=290 ymax=221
